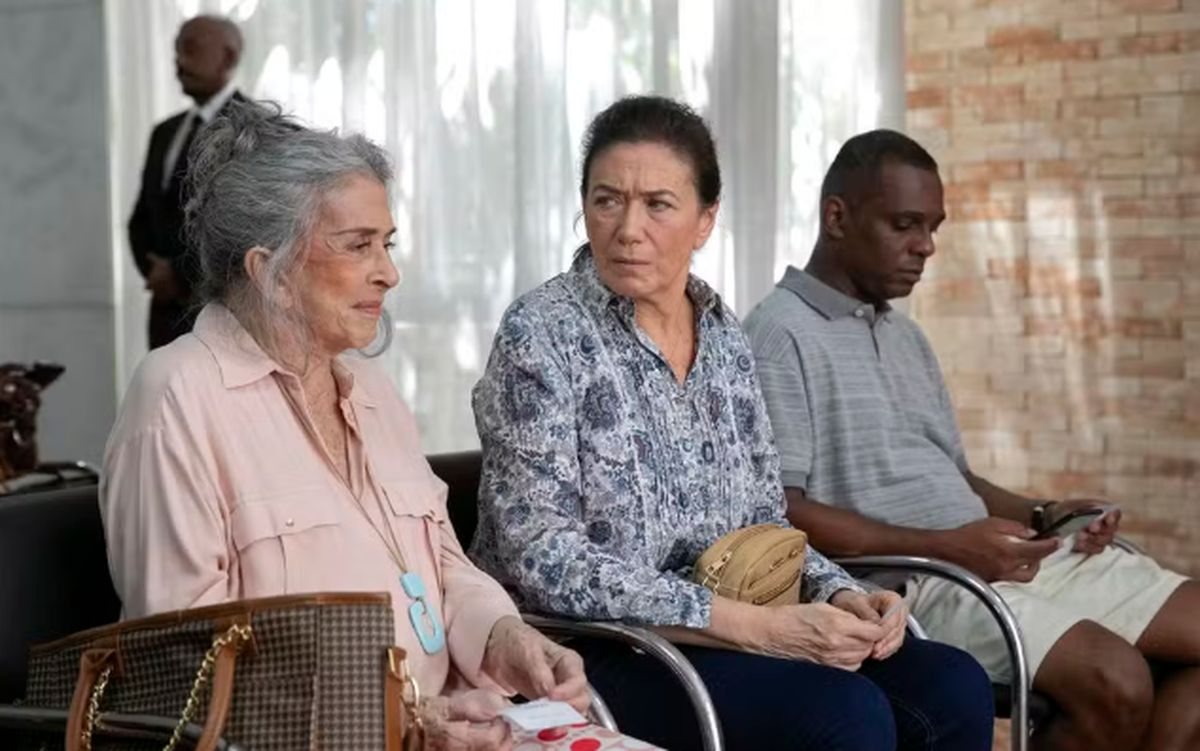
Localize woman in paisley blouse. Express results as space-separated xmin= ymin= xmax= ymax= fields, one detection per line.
xmin=471 ymin=96 xmax=994 ymax=750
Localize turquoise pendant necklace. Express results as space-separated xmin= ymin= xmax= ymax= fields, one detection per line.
xmin=354 ymin=478 xmax=446 ymax=654
xmin=400 ymin=571 xmax=446 ymax=654
xmin=349 ymin=473 xmax=446 ymax=655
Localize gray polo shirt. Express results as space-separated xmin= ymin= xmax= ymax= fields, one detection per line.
xmin=743 ymin=267 xmax=988 ymax=530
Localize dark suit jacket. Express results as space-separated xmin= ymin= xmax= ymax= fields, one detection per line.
xmin=128 ymin=92 xmax=242 ymax=347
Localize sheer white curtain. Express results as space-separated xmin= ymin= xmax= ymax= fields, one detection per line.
xmin=106 ymin=0 xmax=903 ymax=451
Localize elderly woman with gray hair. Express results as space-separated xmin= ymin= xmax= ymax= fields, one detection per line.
xmin=101 ymin=99 xmax=587 ymax=750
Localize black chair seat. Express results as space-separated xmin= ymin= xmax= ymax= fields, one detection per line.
xmin=0 ymin=484 xmax=120 ymax=703
xmin=428 ymin=450 xmax=485 ymax=548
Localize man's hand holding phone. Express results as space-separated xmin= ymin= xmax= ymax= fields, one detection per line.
xmin=939 ymin=517 xmax=1062 ymax=583
xmin=1040 ymin=500 xmax=1122 ymax=555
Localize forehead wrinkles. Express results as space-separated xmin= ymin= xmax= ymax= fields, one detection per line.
xmin=590 ymin=144 xmax=694 ymax=193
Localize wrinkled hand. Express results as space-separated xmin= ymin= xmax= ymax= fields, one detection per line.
xmin=1051 ymin=499 xmax=1122 ymax=555
xmin=831 ymin=590 xmax=906 ymax=661
xmin=481 ymin=616 xmax=590 ymax=715
xmin=756 ymin=601 xmax=886 ymax=671
xmin=145 ymin=253 xmax=183 ymax=301
xmin=421 ymin=689 xmax=513 ymax=751
xmin=940 ymin=517 xmax=1061 ymax=582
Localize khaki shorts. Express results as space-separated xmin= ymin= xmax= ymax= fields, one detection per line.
xmin=905 ymin=542 xmax=1188 ymax=682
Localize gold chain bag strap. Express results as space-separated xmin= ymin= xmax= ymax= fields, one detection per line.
xmin=693 ymin=524 xmax=808 ymax=606
xmin=78 ymin=623 xmax=253 ymax=751
xmin=23 ymin=593 xmax=407 ymax=751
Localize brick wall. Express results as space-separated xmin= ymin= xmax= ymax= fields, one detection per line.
xmin=905 ymin=0 xmax=1200 ymax=576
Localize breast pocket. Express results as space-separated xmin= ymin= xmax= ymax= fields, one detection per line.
xmin=230 ymin=488 xmax=342 ymax=597
xmin=379 ymin=477 xmax=453 ymax=583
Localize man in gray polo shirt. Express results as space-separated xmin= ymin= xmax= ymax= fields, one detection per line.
xmin=744 ymin=130 xmax=1197 ymax=751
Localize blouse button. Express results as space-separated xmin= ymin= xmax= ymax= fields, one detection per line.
xmin=285 ymin=518 xmax=295 ymax=527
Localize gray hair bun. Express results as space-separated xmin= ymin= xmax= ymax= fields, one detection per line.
xmin=184 ymin=99 xmax=298 ymax=229
xmin=182 ymin=98 xmax=391 ymax=306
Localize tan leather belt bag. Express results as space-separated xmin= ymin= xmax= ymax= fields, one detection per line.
xmin=694 ymin=524 xmax=808 ymax=606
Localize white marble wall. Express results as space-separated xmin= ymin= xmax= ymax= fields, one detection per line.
xmin=0 ymin=0 xmax=113 ymax=465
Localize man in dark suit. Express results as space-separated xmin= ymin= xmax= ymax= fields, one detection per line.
xmin=129 ymin=15 xmax=243 ymax=348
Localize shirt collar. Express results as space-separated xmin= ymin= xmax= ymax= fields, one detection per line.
xmin=331 ymin=358 xmax=376 ymax=408
xmin=776 ymin=266 xmax=891 ymax=322
xmin=191 ymin=303 xmax=376 ymax=407
xmin=194 ymin=81 xmax=238 ymax=123
xmin=570 ymin=245 xmax=725 ymax=322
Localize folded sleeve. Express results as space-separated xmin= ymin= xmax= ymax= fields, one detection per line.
xmin=752 ymin=345 xmax=816 ymax=492
xmin=800 ymin=546 xmax=866 ymax=603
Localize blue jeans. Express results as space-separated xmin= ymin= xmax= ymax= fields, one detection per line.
xmin=574 ymin=636 xmax=994 ymax=751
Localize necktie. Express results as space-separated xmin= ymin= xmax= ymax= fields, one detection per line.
xmin=163 ymin=112 xmax=201 ymax=193
xmin=174 ymin=113 xmax=202 ymax=190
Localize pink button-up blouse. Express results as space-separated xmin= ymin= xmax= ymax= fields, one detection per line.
xmin=101 ymin=304 xmax=519 ymax=695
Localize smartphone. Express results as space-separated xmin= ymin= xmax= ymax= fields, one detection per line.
xmin=1034 ymin=505 xmax=1119 ymax=540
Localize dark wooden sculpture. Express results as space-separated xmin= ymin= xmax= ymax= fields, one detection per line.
xmin=0 ymin=362 xmax=64 ymax=481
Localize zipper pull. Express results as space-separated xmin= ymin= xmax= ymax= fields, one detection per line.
xmin=700 ymin=551 xmax=733 ymax=589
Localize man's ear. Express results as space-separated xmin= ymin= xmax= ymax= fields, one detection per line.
xmin=821 ymin=195 xmax=850 ymax=240
xmin=219 ymin=44 xmax=240 ymax=78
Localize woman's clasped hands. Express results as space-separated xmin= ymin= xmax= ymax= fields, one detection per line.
xmin=752 ymin=589 xmax=908 ymax=672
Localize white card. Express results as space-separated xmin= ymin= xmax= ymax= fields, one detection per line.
xmin=499 ymin=699 xmax=587 ymax=731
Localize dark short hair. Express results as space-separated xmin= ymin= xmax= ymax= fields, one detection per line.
xmin=183 ymin=14 xmax=244 ymax=60
xmin=820 ymin=129 xmax=939 ymax=205
xmin=579 ymin=95 xmax=721 ymax=207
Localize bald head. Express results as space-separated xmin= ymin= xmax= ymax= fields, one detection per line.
xmin=175 ymin=15 xmax=242 ymax=104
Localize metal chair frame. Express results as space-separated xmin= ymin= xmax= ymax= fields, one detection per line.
xmin=524 ymin=614 xmax=725 ymax=751
xmin=838 ymin=534 xmax=1148 ymax=751
xmin=835 ymin=555 xmax=1031 ymax=751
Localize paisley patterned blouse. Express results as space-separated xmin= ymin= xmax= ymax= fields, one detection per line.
xmin=470 ymin=248 xmax=862 ymax=628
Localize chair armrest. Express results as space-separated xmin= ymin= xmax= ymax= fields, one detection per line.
xmin=518 ymin=616 xmax=620 ymax=732
xmin=1113 ymin=535 xmax=1145 ymax=555
xmin=585 ymin=687 xmax=618 ymax=732
xmin=523 ymin=614 xmax=724 ymax=751
xmin=0 ymin=704 xmax=242 ymax=750
xmin=833 ymin=555 xmax=1031 ymax=751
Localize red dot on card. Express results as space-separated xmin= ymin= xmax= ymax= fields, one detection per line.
xmin=571 ymin=722 xmax=590 ymax=728
xmin=538 ymin=727 xmax=568 ymax=741
xmin=571 ymin=740 xmax=601 ymax=751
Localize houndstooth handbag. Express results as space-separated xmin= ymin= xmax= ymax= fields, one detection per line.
xmin=20 ymin=592 xmax=421 ymax=751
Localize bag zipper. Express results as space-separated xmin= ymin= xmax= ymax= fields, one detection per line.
xmin=699 ymin=526 xmax=776 ymax=591
xmin=752 ymin=567 xmax=801 ymax=605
